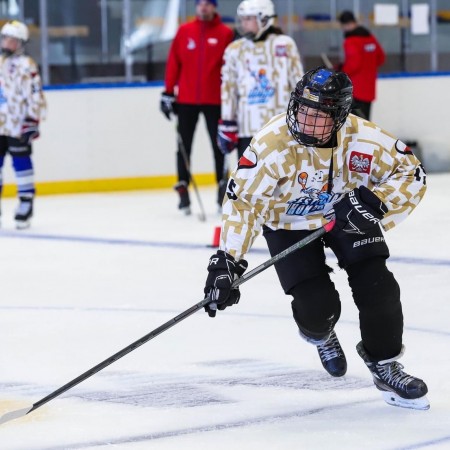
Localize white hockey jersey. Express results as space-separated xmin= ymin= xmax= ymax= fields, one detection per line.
xmin=0 ymin=53 xmax=46 ymax=138
xmin=221 ymin=33 xmax=304 ymax=138
xmin=221 ymin=113 xmax=427 ymax=261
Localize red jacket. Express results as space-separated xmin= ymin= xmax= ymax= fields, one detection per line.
xmin=341 ymin=27 xmax=385 ymax=102
xmin=164 ymin=14 xmax=233 ymax=105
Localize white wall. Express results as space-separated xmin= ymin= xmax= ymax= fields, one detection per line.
xmin=3 ymin=75 xmax=449 ymax=187
xmin=3 ymin=85 xmax=218 ymax=185
xmin=372 ymin=75 xmax=450 ymax=173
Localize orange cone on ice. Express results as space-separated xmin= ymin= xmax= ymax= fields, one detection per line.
xmin=210 ymin=226 xmax=221 ymax=248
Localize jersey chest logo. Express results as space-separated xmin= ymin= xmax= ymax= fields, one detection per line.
xmin=349 ymin=151 xmax=372 ymax=174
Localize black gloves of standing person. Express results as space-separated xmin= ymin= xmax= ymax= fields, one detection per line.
xmin=160 ymin=91 xmax=177 ymax=120
xmin=204 ymin=250 xmax=248 ymax=317
xmin=331 ymin=186 xmax=388 ymax=235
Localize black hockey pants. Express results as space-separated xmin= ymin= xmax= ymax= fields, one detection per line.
xmin=263 ymin=225 xmax=403 ymax=360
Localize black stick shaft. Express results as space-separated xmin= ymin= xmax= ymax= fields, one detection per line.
xmin=12 ymin=220 xmax=334 ymax=420
xmin=30 ymin=297 xmax=211 ymax=413
xmin=232 ymin=223 xmax=332 ymax=288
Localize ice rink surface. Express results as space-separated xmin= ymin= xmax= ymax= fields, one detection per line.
xmin=0 ymin=173 xmax=449 ymax=450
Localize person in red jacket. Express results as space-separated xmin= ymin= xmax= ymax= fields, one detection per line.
xmin=160 ymin=0 xmax=234 ymax=214
xmin=337 ymin=10 xmax=385 ymax=120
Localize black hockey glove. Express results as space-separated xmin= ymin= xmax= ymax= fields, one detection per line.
xmin=20 ymin=117 xmax=40 ymax=144
xmin=160 ymin=91 xmax=177 ymax=120
xmin=330 ymin=186 xmax=388 ymax=235
xmin=204 ymin=250 xmax=248 ymax=318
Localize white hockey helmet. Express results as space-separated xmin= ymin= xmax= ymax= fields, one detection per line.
xmin=1 ymin=20 xmax=29 ymax=42
xmin=237 ymin=0 xmax=276 ymax=40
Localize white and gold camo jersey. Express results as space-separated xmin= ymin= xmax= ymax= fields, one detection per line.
xmin=221 ymin=33 xmax=304 ymax=138
xmin=0 ymin=53 xmax=46 ymax=138
xmin=221 ymin=113 xmax=427 ymax=261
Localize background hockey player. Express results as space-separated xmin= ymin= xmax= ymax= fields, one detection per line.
xmin=0 ymin=20 xmax=46 ymax=229
xmin=203 ymin=67 xmax=430 ymax=410
xmin=160 ymin=0 xmax=233 ymax=214
xmin=218 ymin=0 xmax=304 ymax=161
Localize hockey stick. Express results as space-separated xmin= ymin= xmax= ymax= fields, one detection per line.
xmin=0 ymin=220 xmax=334 ymax=426
xmin=176 ymin=125 xmax=207 ymax=222
xmin=217 ymin=152 xmax=229 ymax=212
xmin=320 ymin=52 xmax=334 ymax=69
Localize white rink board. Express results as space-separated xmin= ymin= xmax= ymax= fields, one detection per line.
xmin=2 ymin=75 xmax=450 ymax=187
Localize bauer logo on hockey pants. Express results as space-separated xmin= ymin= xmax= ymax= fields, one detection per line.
xmin=353 ymin=236 xmax=385 ymax=248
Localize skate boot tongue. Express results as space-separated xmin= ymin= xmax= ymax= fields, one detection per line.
xmin=316 ymin=330 xmax=347 ymax=377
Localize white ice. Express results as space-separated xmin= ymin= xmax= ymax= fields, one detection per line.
xmin=0 ymin=173 xmax=449 ymax=450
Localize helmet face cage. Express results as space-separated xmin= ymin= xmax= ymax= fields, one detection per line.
xmin=237 ymin=0 xmax=275 ymax=40
xmin=287 ymin=68 xmax=353 ymax=146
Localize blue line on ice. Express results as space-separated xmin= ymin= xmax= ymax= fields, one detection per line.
xmin=1 ymin=230 xmax=450 ymax=267
xmin=0 ymin=305 xmax=449 ymax=338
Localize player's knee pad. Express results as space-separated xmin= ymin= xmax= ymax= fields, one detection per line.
xmin=290 ymin=273 xmax=341 ymax=340
xmin=347 ymin=256 xmax=400 ymax=314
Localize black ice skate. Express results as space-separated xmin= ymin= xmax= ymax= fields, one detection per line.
xmin=299 ymin=329 xmax=347 ymax=377
xmin=356 ymin=341 xmax=429 ymax=410
xmin=174 ymin=181 xmax=191 ymax=215
xmin=15 ymin=196 xmax=33 ymax=229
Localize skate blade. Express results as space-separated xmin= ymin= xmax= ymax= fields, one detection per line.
xmin=381 ymin=391 xmax=430 ymax=410
xmin=15 ymin=219 xmax=31 ymax=230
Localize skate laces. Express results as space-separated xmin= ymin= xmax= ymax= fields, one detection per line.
xmin=317 ymin=332 xmax=342 ymax=362
xmin=378 ymin=361 xmax=415 ymax=389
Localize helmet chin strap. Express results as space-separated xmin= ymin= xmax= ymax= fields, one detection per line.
xmin=243 ymin=31 xmax=257 ymax=40
xmin=298 ymin=133 xmax=319 ymax=145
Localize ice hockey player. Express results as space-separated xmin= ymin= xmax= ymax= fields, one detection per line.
xmin=203 ymin=67 xmax=430 ymax=410
xmin=0 ymin=20 xmax=46 ymax=229
xmin=218 ymin=0 xmax=304 ymax=159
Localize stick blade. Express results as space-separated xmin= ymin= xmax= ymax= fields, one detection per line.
xmin=0 ymin=406 xmax=33 ymax=425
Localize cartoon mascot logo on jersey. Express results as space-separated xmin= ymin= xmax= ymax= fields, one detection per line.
xmin=246 ymin=61 xmax=275 ymax=105
xmin=286 ymin=171 xmax=339 ymax=216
